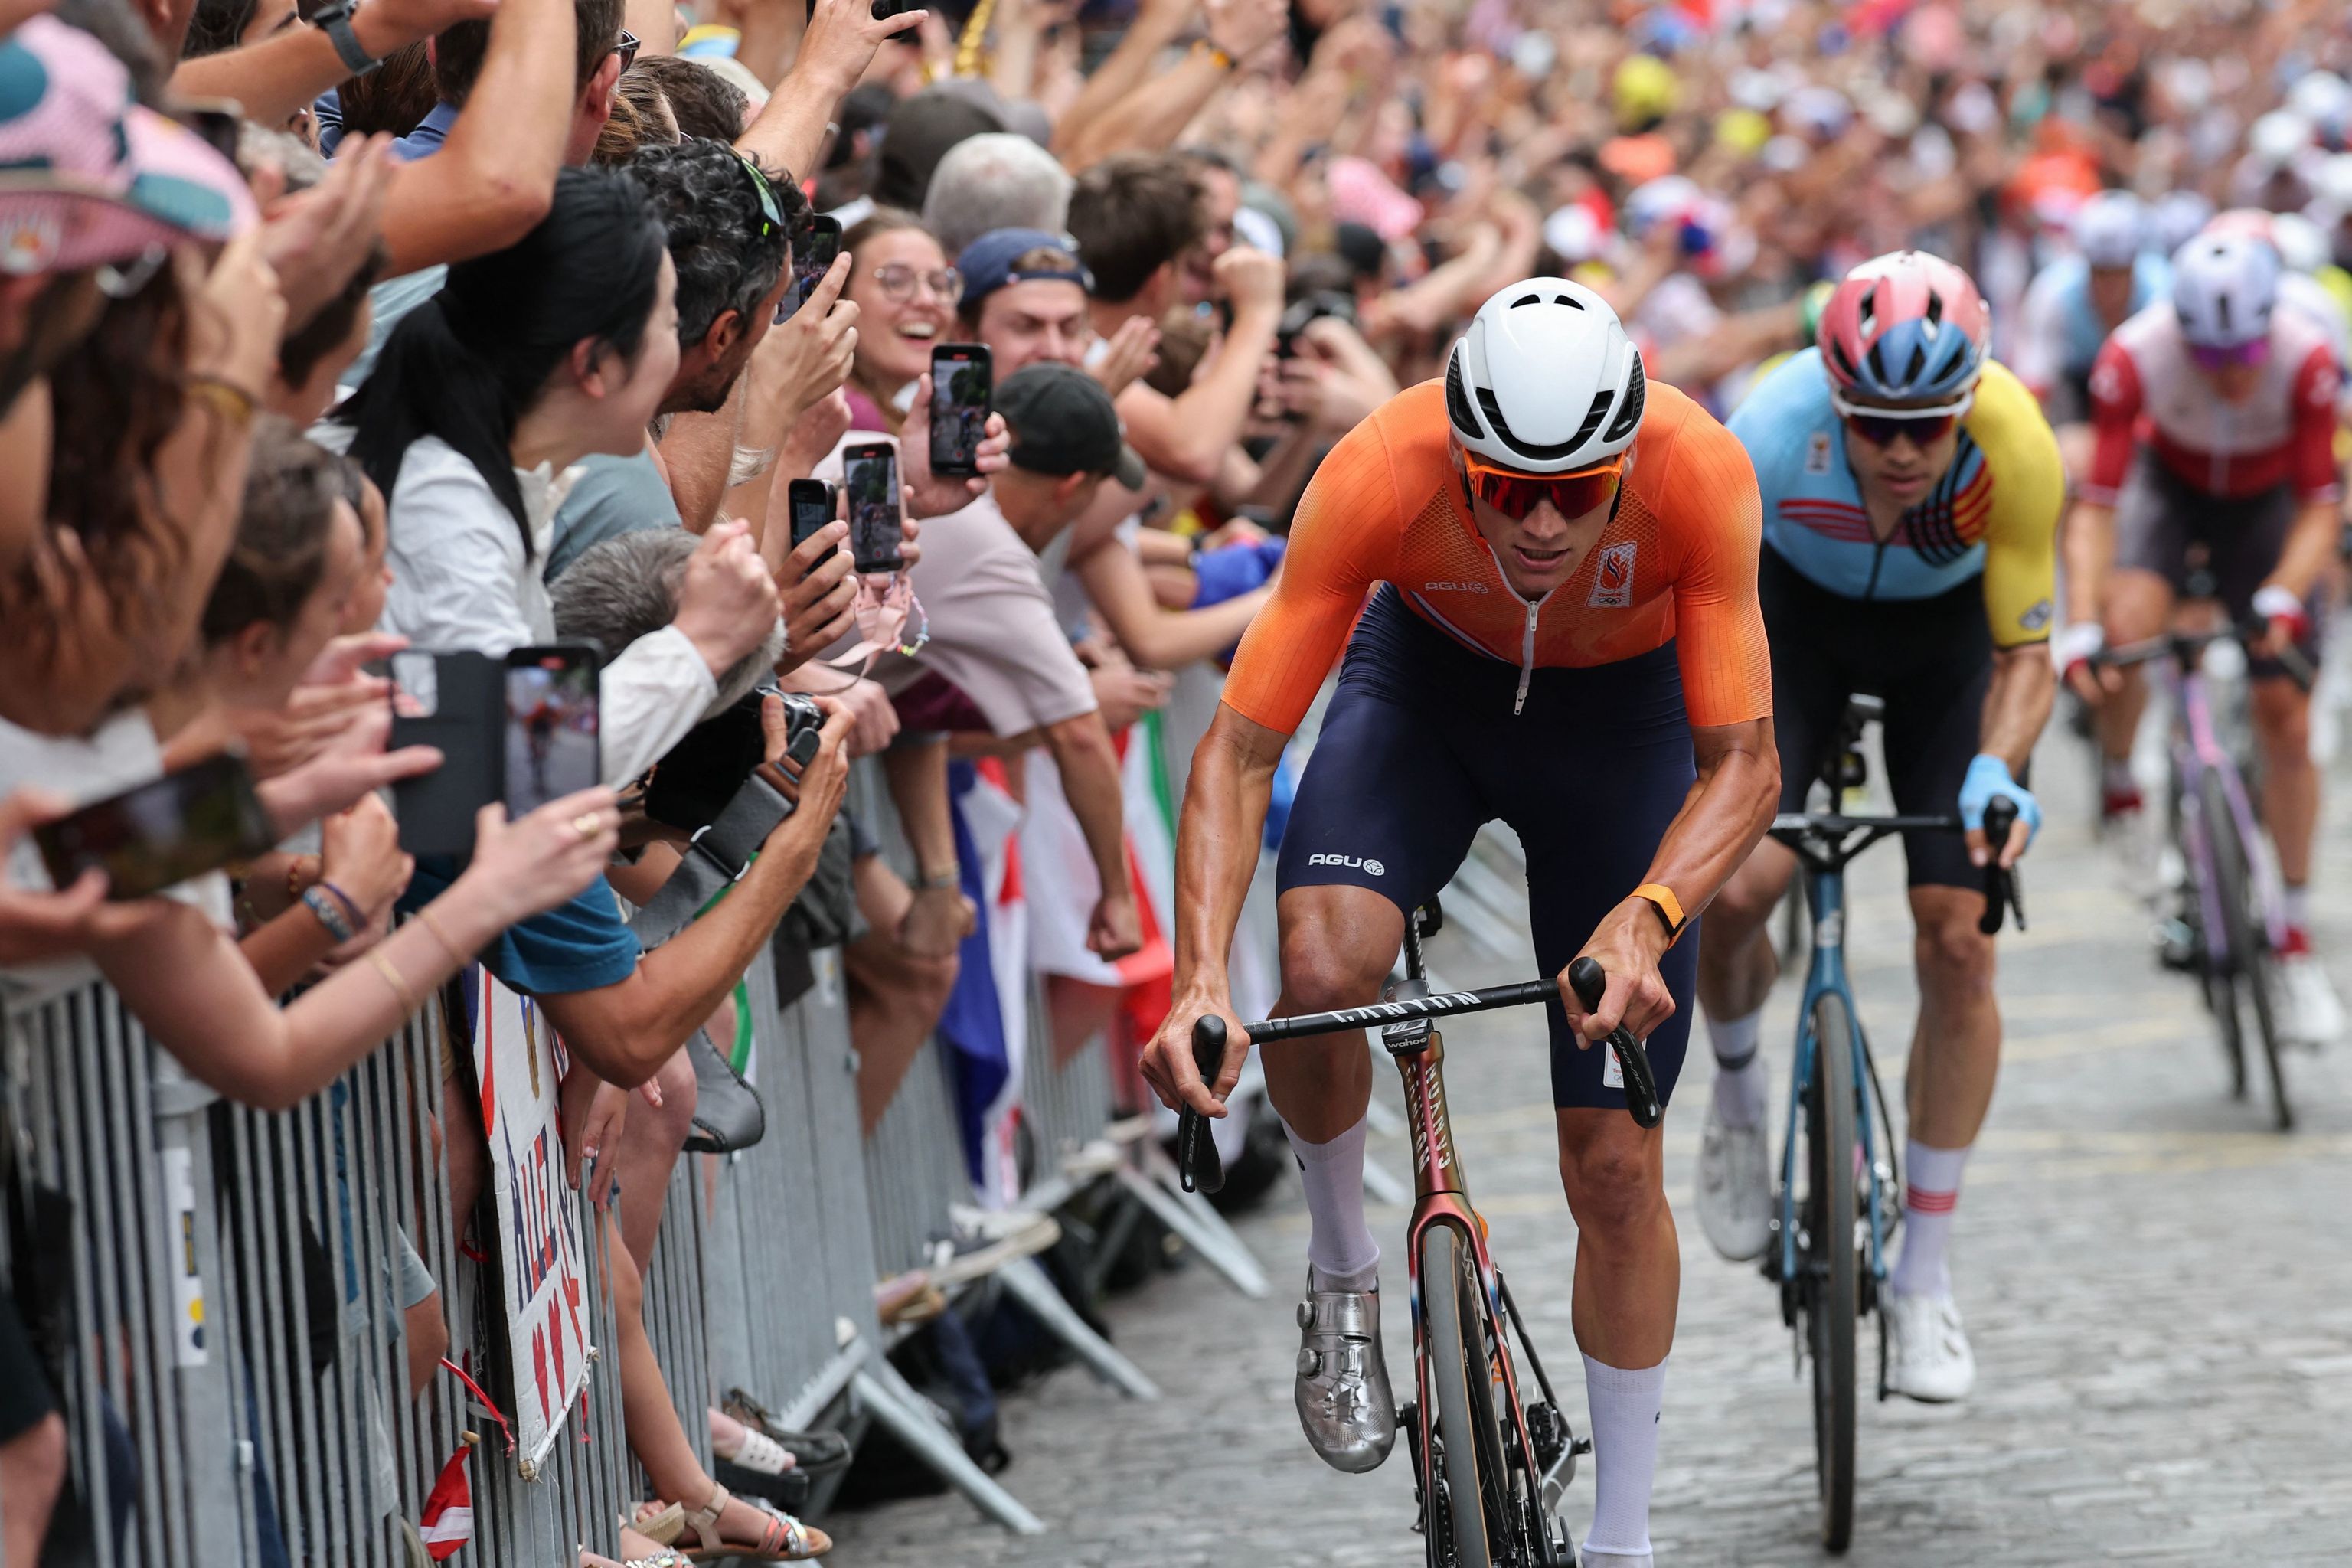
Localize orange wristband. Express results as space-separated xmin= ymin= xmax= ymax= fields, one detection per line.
xmin=1633 ymin=882 xmax=1686 ymax=943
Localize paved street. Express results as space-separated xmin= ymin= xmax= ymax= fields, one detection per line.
xmin=828 ymin=733 xmax=2352 ymax=1566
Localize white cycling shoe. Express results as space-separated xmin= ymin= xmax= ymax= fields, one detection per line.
xmin=1694 ymin=1096 xmax=1772 ymax=1262
xmin=2275 ymin=952 xmax=2345 ymax=1047
xmin=1884 ymin=1289 xmax=1975 ymax=1403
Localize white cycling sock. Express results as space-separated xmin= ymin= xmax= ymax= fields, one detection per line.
xmin=1891 ymin=1140 xmax=1970 ymax=1298
xmin=1704 ymin=1007 xmax=1768 ymax=1129
xmin=2102 ymin=757 xmax=2137 ymax=795
xmin=1579 ymin=1353 xmax=1664 ymax=1560
xmin=2285 ymin=883 xmax=2311 ymax=933
xmin=1285 ymin=1116 xmax=1379 ymax=1292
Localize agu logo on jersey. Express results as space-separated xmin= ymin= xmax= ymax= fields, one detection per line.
xmin=1586 ymin=541 xmax=1637 ymax=608
xmin=1308 ymin=853 xmax=1385 ymax=877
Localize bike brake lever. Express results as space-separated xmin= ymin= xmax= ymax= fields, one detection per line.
xmin=1175 ymin=1015 xmax=1228 ymax=1195
xmin=1565 ymin=958 xmax=1663 ymax=1129
xmin=1978 ymin=796 xmax=2021 ymax=936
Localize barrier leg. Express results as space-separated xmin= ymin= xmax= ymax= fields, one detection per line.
xmin=850 ymin=1362 xmax=1047 ymax=1535
xmin=1115 ymin=1161 xmax=1271 ymax=1299
xmin=993 ymin=1257 xmax=1159 ymax=1400
xmin=1359 ymin=1153 xmax=1410 ymax=1207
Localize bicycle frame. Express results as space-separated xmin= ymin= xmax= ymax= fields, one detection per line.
xmin=2161 ymin=655 xmax=2288 ymax=964
xmin=1771 ymin=844 xmax=1892 ymax=1302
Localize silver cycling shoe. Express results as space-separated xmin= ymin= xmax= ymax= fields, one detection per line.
xmin=1293 ymin=1273 xmax=1397 ymax=1473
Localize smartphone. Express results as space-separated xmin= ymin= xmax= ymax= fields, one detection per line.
xmin=34 ymin=753 xmax=276 ymax=902
xmin=503 ymin=645 xmax=602 ymax=819
xmin=388 ymin=649 xmax=501 ymax=857
xmin=928 ymin=344 xmax=991 ymax=479
xmin=777 ymin=214 xmax=843 ymax=323
xmin=841 ymin=442 xmax=904 ymax=573
xmin=787 ymin=479 xmax=840 ymax=566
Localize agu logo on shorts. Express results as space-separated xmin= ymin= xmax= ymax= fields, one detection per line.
xmin=1587 ymin=541 xmax=1637 ymax=608
xmin=1308 ymin=853 xmax=1386 ymax=877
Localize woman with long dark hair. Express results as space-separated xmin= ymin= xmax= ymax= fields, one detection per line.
xmin=333 ymin=165 xmax=777 ymax=786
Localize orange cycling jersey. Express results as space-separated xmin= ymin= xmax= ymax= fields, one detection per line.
xmin=1223 ymin=379 xmax=1773 ymax=736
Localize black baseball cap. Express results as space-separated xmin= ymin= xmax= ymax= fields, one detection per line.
xmin=998 ymin=363 xmax=1148 ymax=490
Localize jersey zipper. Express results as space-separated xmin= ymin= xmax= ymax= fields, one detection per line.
xmin=1516 ymin=601 xmax=1539 ymax=714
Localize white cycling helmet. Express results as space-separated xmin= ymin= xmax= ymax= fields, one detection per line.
xmin=1446 ymin=279 xmax=1647 ymax=473
xmin=2290 ymin=70 xmax=2352 ymax=134
xmin=2073 ymin=191 xmax=2147 ymax=270
xmin=2171 ymin=231 xmax=2281 ymax=348
xmin=2252 ymin=109 xmax=2311 ymax=167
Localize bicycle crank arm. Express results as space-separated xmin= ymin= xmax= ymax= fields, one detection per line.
xmin=1565 ymin=959 xmax=1664 ymax=1128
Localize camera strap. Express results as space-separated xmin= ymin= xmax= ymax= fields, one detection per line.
xmin=628 ymin=760 xmax=801 ymax=951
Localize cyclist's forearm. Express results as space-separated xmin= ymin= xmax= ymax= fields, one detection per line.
xmin=1170 ymin=713 xmax=1282 ymax=993
xmin=2061 ymin=501 xmax=2115 ymax=623
xmin=1979 ymin=645 xmax=2056 ymax=774
xmin=1643 ymin=720 xmax=1779 ymax=923
xmin=2266 ymin=500 xmax=2341 ymax=601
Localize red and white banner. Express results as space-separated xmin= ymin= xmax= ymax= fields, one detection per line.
xmin=473 ymin=974 xmax=593 ymax=1472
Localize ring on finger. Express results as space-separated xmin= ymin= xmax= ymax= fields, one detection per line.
xmin=571 ymin=812 xmax=603 ymax=838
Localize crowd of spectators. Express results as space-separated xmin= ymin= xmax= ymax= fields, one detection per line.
xmin=3 ymin=0 xmax=2350 ymax=1556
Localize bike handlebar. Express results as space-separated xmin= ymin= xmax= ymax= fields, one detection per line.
xmin=1172 ymin=970 xmax=1664 ymax=1193
xmin=2093 ymin=621 xmax=2316 ymax=694
xmin=1564 ymin=959 xmax=1663 ymax=1129
xmin=1978 ymin=795 xmax=2022 ymax=936
xmin=1773 ymin=799 xmax=2026 ymax=937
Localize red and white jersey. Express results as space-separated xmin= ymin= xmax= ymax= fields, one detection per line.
xmin=2082 ymin=302 xmax=2341 ymax=506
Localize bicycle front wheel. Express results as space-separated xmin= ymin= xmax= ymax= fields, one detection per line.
xmin=1422 ymin=1222 xmax=1504 ymax=1566
xmin=1805 ymin=991 xmax=1859 ymax=1553
xmin=2205 ymin=769 xmax=2292 ymax=1130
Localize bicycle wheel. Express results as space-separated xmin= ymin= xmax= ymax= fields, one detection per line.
xmin=1422 ymin=1222 xmax=1504 ymax=1566
xmin=1804 ymin=992 xmax=1859 ymax=1553
xmin=2184 ymin=784 xmax=2249 ymax=1099
xmin=2204 ymin=769 xmax=2292 ymax=1130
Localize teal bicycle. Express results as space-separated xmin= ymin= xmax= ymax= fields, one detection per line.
xmin=1762 ymin=696 xmax=2020 ymax=1552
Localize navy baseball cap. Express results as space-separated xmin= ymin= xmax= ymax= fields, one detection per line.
xmin=956 ymin=227 xmax=1093 ymax=312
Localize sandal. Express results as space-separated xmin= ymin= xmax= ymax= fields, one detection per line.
xmin=628 ymin=1502 xmax=685 ymax=1546
xmin=678 ymin=1481 xmax=831 ymax=1562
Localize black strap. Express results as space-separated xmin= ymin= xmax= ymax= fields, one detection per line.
xmin=628 ymin=767 xmax=797 ymax=950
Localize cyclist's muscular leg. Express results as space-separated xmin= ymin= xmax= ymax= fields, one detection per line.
xmin=1272 ymin=884 xmax=1406 ymax=1475
xmin=2252 ymin=678 xmax=2317 ymax=886
xmin=1555 ymin=1110 xmax=1678 ymax=1367
xmin=1695 ymin=840 xmax=1799 ymax=1021
xmin=2096 ymin=570 xmax=2175 ymax=784
xmin=1903 ymin=887 xmax=2001 ymax=1149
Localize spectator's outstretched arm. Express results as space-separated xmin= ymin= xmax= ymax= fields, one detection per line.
xmin=1039 ymin=710 xmax=1142 ymax=959
xmin=1073 ymin=532 xmax=1267 ymax=669
xmin=1058 ymin=0 xmax=1285 ymax=169
xmin=1116 ymin=247 xmax=1285 ymax=485
xmin=376 ymin=0 xmax=580 ymax=274
xmin=737 ymin=0 xmax=925 ymax=188
xmin=169 ymin=0 xmax=494 ymax=132
xmin=535 ymin=701 xmax=853 ymax=1086
xmin=1052 ymin=0 xmax=1192 ymax=165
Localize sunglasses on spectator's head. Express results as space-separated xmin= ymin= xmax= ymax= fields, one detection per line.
xmin=868 ymin=262 xmax=962 ymax=302
xmin=1828 ymin=387 xmax=1972 ymax=449
xmin=732 ymin=149 xmax=782 ymax=237
xmin=1460 ymin=449 xmax=1625 ymax=520
xmin=2190 ymin=338 xmax=2270 ymax=371
xmin=611 ymin=28 xmax=640 ymax=70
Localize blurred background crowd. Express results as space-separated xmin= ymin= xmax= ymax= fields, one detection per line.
xmin=3 ymin=0 xmax=2350 ymax=1558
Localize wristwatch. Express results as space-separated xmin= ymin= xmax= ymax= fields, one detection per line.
xmin=311 ymin=0 xmax=382 ymax=77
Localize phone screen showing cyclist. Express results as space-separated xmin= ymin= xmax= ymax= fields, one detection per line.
xmin=787 ymin=479 xmax=839 ymax=568
xmin=34 ymin=752 xmax=276 ymax=902
xmin=778 ymin=214 xmax=842 ymax=323
xmin=928 ymin=344 xmax=991 ymax=478
xmin=841 ymin=443 xmax=904 ymax=573
xmin=503 ymin=645 xmax=602 ymax=818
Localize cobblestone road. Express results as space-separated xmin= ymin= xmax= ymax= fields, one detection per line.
xmin=828 ymin=737 xmax=2352 ymax=1566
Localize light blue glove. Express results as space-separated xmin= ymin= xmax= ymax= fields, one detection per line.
xmin=1958 ymin=753 xmax=2040 ymax=844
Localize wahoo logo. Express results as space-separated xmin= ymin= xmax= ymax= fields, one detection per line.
xmin=1587 ymin=541 xmax=1637 ymax=608
xmin=1423 ymin=580 xmax=1490 ymax=594
xmin=1308 ymin=852 xmax=1386 ymax=877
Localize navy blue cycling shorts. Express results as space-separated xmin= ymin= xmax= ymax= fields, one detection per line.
xmin=1275 ymin=587 xmax=1700 ymax=1112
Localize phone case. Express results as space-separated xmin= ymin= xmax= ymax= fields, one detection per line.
xmin=388 ymin=651 xmax=503 ymax=858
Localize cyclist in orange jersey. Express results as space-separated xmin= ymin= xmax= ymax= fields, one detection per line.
xmin=1138 ymin=280 xmax=1777 ymax=1566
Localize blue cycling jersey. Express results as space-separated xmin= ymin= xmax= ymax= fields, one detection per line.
xmin=1726 ymin=349 xmax=2064 ymax=645
xmin=2015 ymin=251 xmax=2171 ymax=389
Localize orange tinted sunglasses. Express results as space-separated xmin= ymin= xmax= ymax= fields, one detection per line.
xmin=1461 ymin=451 xmax=1625 ymax=520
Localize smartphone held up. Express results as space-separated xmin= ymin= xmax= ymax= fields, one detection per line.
xmin=34 ymin=752 xmax=277 ymax=902
xmin=927 ymin=344 xmax=992 ymax=479
xmin=841 ymin=443 xmax=904 ymax=574
xmin=776 ymin=214 xmax=842 ymax=323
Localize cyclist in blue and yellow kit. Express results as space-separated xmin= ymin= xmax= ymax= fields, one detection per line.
xmin=1694 ymin=252 xmax=2064 ymax=1404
